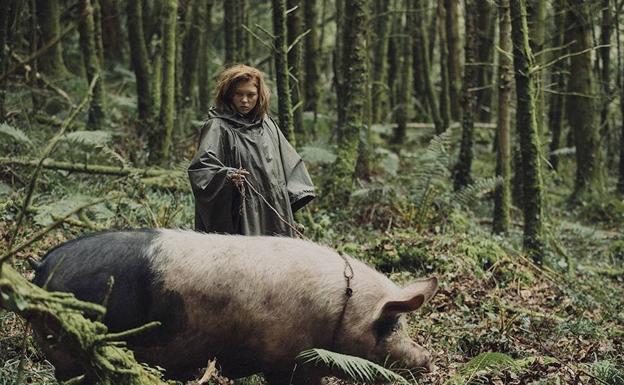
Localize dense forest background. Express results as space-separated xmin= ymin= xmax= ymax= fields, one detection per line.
xmin=0 ymin=0 xmax=623 ymax=384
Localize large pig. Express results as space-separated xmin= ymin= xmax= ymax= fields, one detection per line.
xmin=33 ymin=229 xmax=437 ymax=384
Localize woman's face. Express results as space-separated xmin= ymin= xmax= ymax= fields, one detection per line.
xmin=232 ymin=80 xmax=259 ymax=115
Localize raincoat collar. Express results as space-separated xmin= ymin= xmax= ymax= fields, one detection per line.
xmin=208 ymin=107 xmax=264 ymax=130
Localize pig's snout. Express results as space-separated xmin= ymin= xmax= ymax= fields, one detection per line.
xmin=388 ymin=339 xmax=433 ymax=373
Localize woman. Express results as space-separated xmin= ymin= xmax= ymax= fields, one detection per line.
xmin=188 ymin=65 xmax=315 ymax=236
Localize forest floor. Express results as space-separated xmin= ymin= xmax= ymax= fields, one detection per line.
xmin=1 ymin=122 xmax=623 ymax=385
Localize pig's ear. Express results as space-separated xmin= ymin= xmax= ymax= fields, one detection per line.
xmin=381 ymin=277 xmax=438 ymax=316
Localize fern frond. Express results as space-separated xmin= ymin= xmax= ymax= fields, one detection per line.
xmin=452 ymin=177 xmax=502 ymax=208
xmin=62 ymin=130 xmax=112 ymax=147
xmin=444 ymin=352 xmax=520 ymax=385
xmin=100 ymin=146 xmax=130 ymax=168
xmin=296 ymin=348 xmax=410 ymax=385
xmin=0 ymin=122 xmax=33 ymax=146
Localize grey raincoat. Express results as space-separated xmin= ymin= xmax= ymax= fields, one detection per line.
xmin=188 ymin=108 xmax=315 ymax=236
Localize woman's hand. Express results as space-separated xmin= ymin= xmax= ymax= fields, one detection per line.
xmin=228 ymin=168 xmax=250 ymax=187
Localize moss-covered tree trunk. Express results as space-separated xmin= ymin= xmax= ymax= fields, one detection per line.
xmin=410 ymin=1 xmax=425 ymax=113
xmin=101 ymin=0 xmax=124 ymax=61
xmin=386 ymin=0 xmax=400 ymax=113
xmin=371 ymin=0 xmax=390 ymax=123
xmin=475 ymin=0 xmax=495 ymax=123
xmin=437 ymin=0 xmax=451 ymax=132
xmin=127 ymin=0 xmax=154 ymax=121
xmin=199 ymin=1 xmax=215 ymax=115
xmin=287 ymin=0 xmax=305 ymax=139
xmin=326 ymin=0 xmax=368 ymax=203
xmin=510 ymin=0 xmax=545 ymax=262
xmin=527 ymin=0 xmax=546 ymax=133
xmin=334 ymin=0 xmax=347 ymax=128
xmin=224 ymin=0 xmax=238 ymax=65
xmin=0 ymin=265 xmax=169 ymax=385
xmin=182 ymin=0 xmax=207 ymax=109
xmin=392 ymin=8 xmax=410 ymax=145
xmin=598 ymin=0 xmax=613 ymax=167
xmin=303 ymin=0 xmax=321 ymax=122
xmin=452 ymin=0 xmax=477 ymax=190
xmin=79 ymin=0 xmax=106 ymax=131
xmin=547 ymin=0 xmax=567 ymax=171
xmin=272 ymin=0 xmax=296 ymax=143
xmin=565 ymin=0 xmax=603 ymax=199
xmin=444 ymin=0 xmax=461 ymax=122
xmin=35 ymin=0 xmax=67 ymax=77
xmin=493 ymin=0 xmax=512 ymax=234
xmin=0 ymin=1 xmax=10 ymax=118
xmin=156 ymin=0 xmax=177 ymax=163
xmin=414 ymin=0 xmax=443 ymax=133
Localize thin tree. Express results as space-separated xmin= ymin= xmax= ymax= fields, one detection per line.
xmin=371 ymin=0 xmax=391 ymax=123
xmin=198 ymin=1 xmax=215 ymax=115
xmin=303 ymin=0 xmax=321 ymax=120
xmin=414 ymin=0 xmax=443 ymax=133
xmin=493 ymin=0 xmax=513 ymax=234
xmin=326 ymin=0 xmax=368 ymax=203
xmin=566 ymin=0 xmax=604 ymax=199
xmin=78 ymin=0 xmax=105 ymax=131
xmin=127 ymin=0 xmax=154 ymax=121
xmin=156 ymin=0 xmax=177 ymax=162
xmin=100 ymin=0 xmax=124 ymax=61
xmin=547 ymin=0 xmax=567 ymax=171
xmin=453 ymin=0 xmax=477 ymax=190
xmin=598 ymin=0 xmax=613 ymax=166
xmin=510 ymin=0 xmax=545 ymax=262
xmin=618 ymin=0 xmax=624 ymax=194
xmin=392 ymin=8 xmax=411 ymax=145
xmin=287 ymin=0 xmax=305 ymax=138
xmin=527 ymin=0 xmax=546 ymax=132
xmin=273 ymin=0 xmax=296 ymax=143
xmin=35 ymin=0 xmax=67 ymax=77
xmin=444 ymin=0 xmax=461 ymax=121
xmin=437 ymin=0 xmax=451 ymax=131
xmin=0 ymin=1 xmax=10 ymax=117
xmin=475 ymin=0 xmax=495 ymax=122
xmin=224 ymin=0 xmax=238 ymax=64
xmin=182 ymin=0 xmax=208 ymax=109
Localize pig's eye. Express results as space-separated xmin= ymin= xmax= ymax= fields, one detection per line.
xmin=374 ymin=316 xmax=400 ymax=339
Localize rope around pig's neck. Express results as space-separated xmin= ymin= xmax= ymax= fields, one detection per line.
xmin=206 ymin=152 xmax=355 ymax=346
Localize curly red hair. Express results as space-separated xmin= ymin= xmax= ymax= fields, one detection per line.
xmin=214 ymin=64 xmax=270 ymax=121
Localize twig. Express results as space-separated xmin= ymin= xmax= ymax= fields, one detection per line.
xmin=100 ymin=321 xmax=161 ymax=342
xmin=533 ymin=44 xmax=611 ymax=74
xmin=287 ymin=29 xmax=311 ymax=53
xmin=242 ymin=24 xmax=275 ymax=51
xmin=8 ymin=75 xmax=99 ymax=249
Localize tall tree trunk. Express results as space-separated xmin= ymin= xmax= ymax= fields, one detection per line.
xmin=326 ymin=0 xmax=368 ymax=203
xmin=100 ymin=0 xmax=124 ymax=61
xmin=548 ymin=0 xmax=567 ymax=170
xmin=475 ymin=0 xmax=495 ymax=122
xmin=199 ymin=1 xmax=215 ymax=115
xmin=437 ymin=0 xmax=451 ymax=132
xmin=182 ymin=0 xmax=207 ymax=109
xmin=453 ymin=0 xmax=477 ymax=190
xmin=303 ymin=0 xmax=321 ymax=120
xmin=0 ymin=1 xmax=10 ymax=118
xmin=35 ymin=0 xmax=67 ymax=77
xmin=272 ymin=0 xmax=296 ymax=143
xmin=78 ymin=0 xmax=106 ymax=130
xmin=156 ymin=0 xmax=177 ymax=162
xmin=386 ymin=0 xmax=400 ymax=114
xmin=415 ymin=0 xmax=443 ymax=133
xmin=444 ymin=0 xmax=461 ymax=121
xmin=237 ymin=0 xmax=248 ymax=61
xmin=371 ymin=0 xmax=391 ymax=123
xmin=334 ymin=0 xmax=347 ymax=128
xmin=599 ymin=0 xmax=613 ymax=167
xmin=410 ymin=0 xmax=426 ymax=114
xmin=527 ymin=0 xmax=546 ymax=133
xmin=224 ymin=0 xmax=238 ymax=65
xmin=427 ymin=2 xmax=437 ymax=63
xmin=493 ymin=0 xmax=512 ymax=234
xmin=510 ymin=0 xmax=545 ymax=262
xmin=127 ymin=0 xmax=154 ymax=121
xmin=618 ymin=0 xmax=624 ymax=194
xmin=392 ymin=8 xmax=410 ymax=145
xmin=566 ymin=0 xmax=603 ymax=198
xmin=287 ymin=0 xmax=305 ymax=138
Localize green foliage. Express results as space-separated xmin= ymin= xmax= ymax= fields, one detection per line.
xmin=296 ymin=348 xmax=410 ymax=384
xmin=591 ymin=361 xmax=624 ymax=385
xmin=61 ymin=130 xmax=112 ymax=147
xmin=0 ymin=122 xmax=33 ymax=146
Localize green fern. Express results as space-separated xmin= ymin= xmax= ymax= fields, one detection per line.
xmin=61 ymin=130 xmax=112 ymax=146
xmin=444 ymin=352 xmax=551 ymax=385
xmin=296 ymin=348 xmax=411 ymax=384
xmin=0 ymin=122 xmax=32 ymax=146
xmin=591 ymin=361 xmax=624 ymax=385
xmin=451 ymin=177 xmax=502 ymax=208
